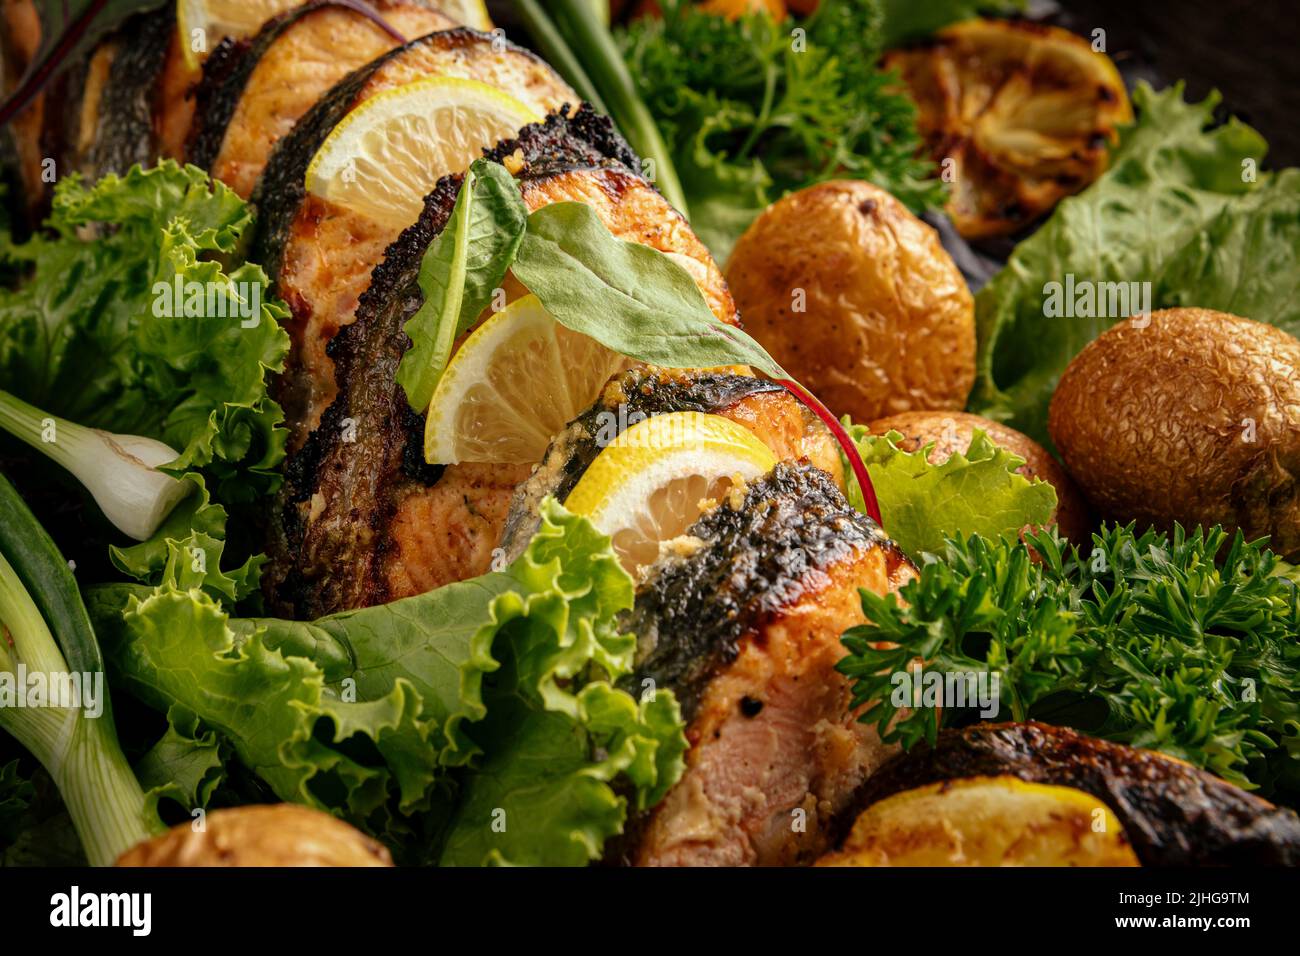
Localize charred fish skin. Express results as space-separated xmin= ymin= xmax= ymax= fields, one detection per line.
xmin=188 ymin=1 xmax=454 ymax=198
xmin=621 ymin=461 xmax=902 ymax=724
xmin=84 ymin=9 xmax=174 ymax=178
xmin=263 ymin=107 xmax=639 ymax=619
xmin=499 ymin=369 xmax=787 ymax=560
xmin=612 ymin=461 xmax=913 ymax=866
xmin=32 ymin=6 xmax=173 ymax=194
xmin=846 ymin=722 xmax=1300 ymax=866
xmin=185 ymin=1 xmax=320 ymax=172
xmin=250 ymin=26 xmax=566 ymax=282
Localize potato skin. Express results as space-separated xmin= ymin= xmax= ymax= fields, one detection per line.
xmin=116 ymin=804 xmax=393 ymax=867
xmin=725 ymin=180 xmax=975 ymax=422
xmin=1049 ymin=308 xmax=1300 ymax=559
xmin=818 ymin=775 xmax=1138 ymax=867
xmin=867 ymin=410 xmax=1092 ymax=543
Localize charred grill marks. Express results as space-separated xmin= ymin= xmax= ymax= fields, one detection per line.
xmin=620 ymin=462 xmax=892 ymax=722
xmin=264 ymin=107 xmax=640 ymax=618
xmin=847 ymin=722 xmax=1300 ymax=866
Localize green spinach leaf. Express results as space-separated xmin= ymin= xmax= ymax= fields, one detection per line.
xmin=512 ymin=200 xmax=784 ymax=375
xmin=396 ymin=160 xmax=529 ymax=411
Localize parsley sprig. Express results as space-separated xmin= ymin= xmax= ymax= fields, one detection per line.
xmin=617 ymin=0 xmax=946 ymax=258
xmin=838 ymin=525 xmax=1300 ymax=798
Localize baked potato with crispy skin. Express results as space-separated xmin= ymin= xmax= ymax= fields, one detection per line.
xmin=867 ymin=410 xmax=1092 ymax=543
xmin=1049 ymin=308 xmax=1300 ymax=560
xmin=832 ymin=722 xmax=1300 ymax=866
xmin=116 ymin=804 xmax=392 ymax=867
xmin=725 ymin=180 xmax=975 ymax=422
xmin=818 ymin=775 xmax=1139 ymax=866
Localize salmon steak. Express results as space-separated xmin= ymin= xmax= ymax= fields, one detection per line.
xmin=608 ymin=461 xmax=914 ymax=866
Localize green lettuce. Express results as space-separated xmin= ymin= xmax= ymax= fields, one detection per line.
xmin=970 ymin=83 xmax=1300 ymax=444
xmin=843 ymin=422 xmax=1057 ymax=558
xmin=0 ymin=161 xmax=289 ymax=594
xmin=0 ymin=162 xmax=289 ymax=493
xmin=87 ymin=501 xmax=686 ymax=864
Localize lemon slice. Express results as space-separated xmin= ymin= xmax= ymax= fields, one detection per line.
xmin=177 ymin=0 xmax=299 ymax=69
xmin=436 ymin=0 xmax=493 ymax=30
xmin=305 ymin=77 xmax=541 ymax=230
xmin=424 ymin=295 xmax=629 ymax=466
xmin=566 ymin=412 xmax=778 ymax=573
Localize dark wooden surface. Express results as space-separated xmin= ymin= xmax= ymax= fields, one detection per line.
xmin=1059 ymin=0 xmax=1300 ymax=167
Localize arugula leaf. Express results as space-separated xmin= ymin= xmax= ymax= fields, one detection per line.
xmin=512 ymin=200 xmax=783 ymax=374
xmin=842 ymin=423 xmax=1057 ymax=557
xmin=837 ymin=525 xmax=1300 ymax=796
xmin=396 ymin=160 xmax=528 ymax=412
xmin=87 ymin=501 xmax=686 ymax=862
xmin=971 ymin=83 xmax=1299 ymax=444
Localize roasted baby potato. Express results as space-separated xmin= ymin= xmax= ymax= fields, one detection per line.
xmin=116 ymin=804 xmax=393 ymax=867
xmin=818 ymin=775 xmax=1138 ymax=867
xmin=883 ymin=18 xmax=1132 ymax=238
xmin=867 ymin=410 xmax=1092 ymax=542
xmin=843 ymin=722 xmax=1300 ymax=866
xmin=1049 ymin=308 xmax=1300 ymax=559
xmin=726 ymin=180 xmax=975 ymax=422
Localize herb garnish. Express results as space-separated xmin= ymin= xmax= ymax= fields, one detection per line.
xmin=838 ymin=524 xmax=1300 ymax=798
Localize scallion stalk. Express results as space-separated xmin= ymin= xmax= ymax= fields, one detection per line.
xmin=0 ymin=389 xmax=189 ymax=541
xmin=514 ymin=0 xmax=690 ymax=217
xmin=0 ymin=478 xmax=161 ymax=866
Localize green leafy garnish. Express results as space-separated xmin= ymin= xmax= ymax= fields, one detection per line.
xmin=395 ymin=166 xmax=788 ymax=416
xmin=87 ymin=500 xmax=686 ymax=864
xmin=841 ymin=422 xmax=1057 ymax=557
xmin=878 ymin=0 xmax=1027 ymax=47
xmin=837 ymin=525 xmax=1300 ymax=797
xmin=0 ymin=162 xmax=289 ymax=499
xmin=512 ymin=201 xmax=780 ymax=374
xmin=618 ymin=0 xmax=947 ymax=259
xmin=396 ymin=160 xmax=528 ymax=411
xmin=971 ymin=83 xmax=1300 ymax=443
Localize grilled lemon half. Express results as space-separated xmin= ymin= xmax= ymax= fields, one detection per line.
xmin=884 ymin=18 xmax=1132 ymax=239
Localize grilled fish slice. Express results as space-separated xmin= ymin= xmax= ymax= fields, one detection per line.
xmin=8 ymin=4 xmax=174 ymax=214
xmin=834 ymin=722 xmax=1300 ymax=866
xmin=611 ymin=461 xmax=914 ymax=866
xmin=187 ymin=1 xmax=454 ymax=198
xmin=0 ymin=0 xmax=43 ymax=225
xmin=252 ymin=27 xmax=575 ymax=451
xmin=499 ymin=367 xmax=843 ymax=562
xmin=264 ymin=108 xmax=734 ymax=618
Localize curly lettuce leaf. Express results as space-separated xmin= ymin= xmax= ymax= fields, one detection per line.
xmin=0 ymin=162 xmax=289 ymax=500
xmin=844 ymin=422 xmax=1057 ymax=557
xmin=133 ymin=704 xmax=229 ymax=814
xmin=87 ymin=501 xmax=686 ymax=863
xmin=970 ymin=83 xmax=1299 ymax=444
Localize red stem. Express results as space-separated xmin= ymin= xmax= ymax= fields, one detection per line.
xmin=777 ymin=378 xmax=883 ymax=527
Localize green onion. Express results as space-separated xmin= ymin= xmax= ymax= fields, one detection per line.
xmin=513 ymin=0 xmax=690 ymax=217
xmin=0 ymin=474 xmax=161 ymax=865
xmin=0 ymin=389 xmax=189 ymax=541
